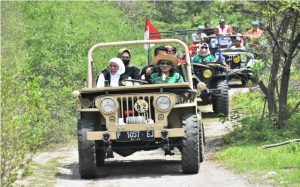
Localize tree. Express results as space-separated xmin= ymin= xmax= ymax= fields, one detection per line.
xmin=233 ymin=1 xmax=300 ymax=128
xmin=258 ymin=1 xmax=300 ymax=128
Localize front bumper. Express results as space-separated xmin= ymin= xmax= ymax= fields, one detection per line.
xmin=87 ymin=124 xmax=184 ymax=140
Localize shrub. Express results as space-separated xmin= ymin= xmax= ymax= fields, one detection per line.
xmin=224 ymin=91 xmax=300 ymax=144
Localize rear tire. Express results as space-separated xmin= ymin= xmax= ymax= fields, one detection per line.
xmin=181 ymin=114 xmax=200 ymax=174
xmin=78 ymin=119 xmax=97 ymax=179
xmin=212 ymin=79 xmax=229 ymax=116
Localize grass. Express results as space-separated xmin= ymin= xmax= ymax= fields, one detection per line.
xmin=216 ymin=142 xmax=300 ymax=186
xmin=14 ymin=158 xmax=63 ymax=187
xmin=13 ymin=140 xmax=77 ymax=186
xmin=216 ymin=82 xmax=300 ymax=186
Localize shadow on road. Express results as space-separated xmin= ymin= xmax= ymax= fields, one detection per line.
xmin=55 ymin=159 xmax=186 ymax=180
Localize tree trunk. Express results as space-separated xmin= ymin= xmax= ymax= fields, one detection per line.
xmin=278 ymin=10 xmax=299 ymax=128
xmin=267 ymin=46 xmax=281 ymax=118
xmin=278 ymin=58 xmax=290 ymax=128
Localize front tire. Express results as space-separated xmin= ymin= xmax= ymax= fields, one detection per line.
xmin=78 ymin=119 xmax=97 ymax=179
xmin=181 ymin=114 xmax=200 ymax=174
xmin=212 ymin=79 xmax=229 ymax=116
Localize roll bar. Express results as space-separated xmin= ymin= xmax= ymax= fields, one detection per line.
xmin=87 ymin=39 xmax=192 ymax=88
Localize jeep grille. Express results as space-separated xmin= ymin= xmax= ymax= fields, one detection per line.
xmin=117 ymin=96 xmax=155 ymax=124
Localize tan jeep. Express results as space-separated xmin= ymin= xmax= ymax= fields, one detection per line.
xmin=72 ymin=39 xmax=205 ymax=179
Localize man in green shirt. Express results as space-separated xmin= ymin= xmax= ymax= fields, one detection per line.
xmin=150 ymin=54 xmax=184 ymax=84
xmin=192 ymin=43 xmax=215 ymax=64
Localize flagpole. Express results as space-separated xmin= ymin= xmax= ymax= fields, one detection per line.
xmin=148 ymin=44 xmax=152 ymax=64
xmin=146 ymin=16 xmax=151 ymax=64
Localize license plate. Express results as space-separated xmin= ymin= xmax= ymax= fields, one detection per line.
xmin=116 ymin=130 xmax=155 ymax=142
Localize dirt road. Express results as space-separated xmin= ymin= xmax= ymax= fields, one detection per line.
xmin=32 ymin=87 xmax=265 ymax=187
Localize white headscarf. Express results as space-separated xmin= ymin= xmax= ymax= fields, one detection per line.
xmin=96 ymin=57 xmax=125 ymax=87
xmin=198 ymin=43 xmax=210 ymax=57
xmin=109 ymin=58 xmax=125 ymax=75
xmin=109 ymin=57 xmax=125 ymax=87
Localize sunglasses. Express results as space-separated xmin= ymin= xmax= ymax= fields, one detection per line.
xmin=158 ymin=61 xmax=172 ymax=66
xmin=201 ymin=47 xmax=208 ymax=49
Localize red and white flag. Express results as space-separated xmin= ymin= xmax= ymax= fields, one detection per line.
xmin=144 ymin=18 xmax=161 ymax=50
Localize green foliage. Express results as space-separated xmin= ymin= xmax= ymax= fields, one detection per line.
xmin=220 ymin=88 xmax=300 ymax=185
xmin=117 ymin=1 xmax=259 ymax=37
xmin=1 ymin=2 xmax=140 ymax=186
xmin=224 ymin=91 xmax=300 ymax=144
xmin=216 ymin=142 xmax=300 ymax=186
xmin=290 ymin=64 xmax=300 ymax=81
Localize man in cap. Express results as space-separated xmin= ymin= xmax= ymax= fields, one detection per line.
xmin=244 ymin=20 xmax=264 ymax=39
xmin=214 ymin=19 xmax=232 ymax=35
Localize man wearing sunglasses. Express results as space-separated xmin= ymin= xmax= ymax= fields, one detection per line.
xmin=192 ymin=43 xmax=215 ymax=64
xmin=149 ymin=54 xmax=184 ymax=84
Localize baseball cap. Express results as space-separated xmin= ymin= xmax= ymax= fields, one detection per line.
xmin=252 ymin=20 xmax=259 ymax=26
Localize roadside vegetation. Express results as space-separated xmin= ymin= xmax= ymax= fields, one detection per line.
xmin=216 ymin=74 xmax=300 ymax=186
xmin=215 ymin=2 xmax=300 ymax=186
xmin=1 ymin=2 xmax=139 ymax=185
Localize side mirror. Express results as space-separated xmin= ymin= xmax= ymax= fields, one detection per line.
xmin=72 ymin=90 xmax=81 ymax=98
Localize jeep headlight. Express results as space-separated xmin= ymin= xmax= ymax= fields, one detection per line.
xmin=203 ymin=69 xmax=213 ymax=79
xmin=233 ymin=56 xmax=241 ymax=64
xmin=100 ymin=98 xmax=116 ymax=114
xmin=155 ymin=96 xmax=171 ymax=111
xmin=241 ymin=54 xmax=247 ymax=63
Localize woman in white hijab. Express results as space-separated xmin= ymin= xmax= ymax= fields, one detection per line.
xmin=97 ymin=57 xmax=132 ymax=87
xmin=192 ymin=43 xmax=215 ymax=64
